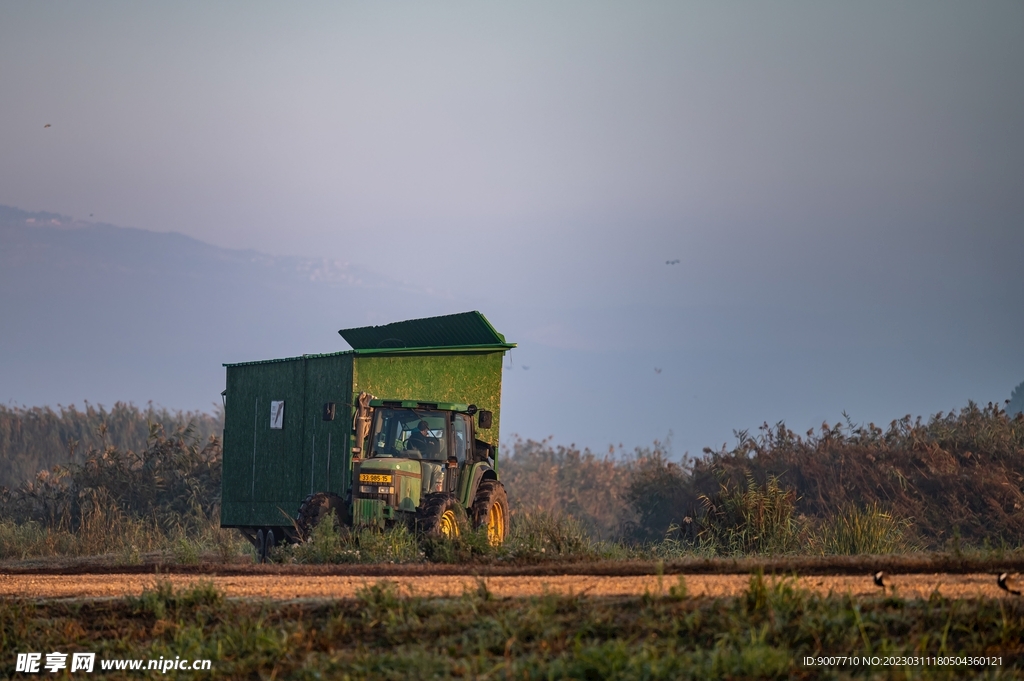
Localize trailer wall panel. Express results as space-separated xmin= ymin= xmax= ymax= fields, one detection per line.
xmin=352 ymin=351 xmax=504 ymax=447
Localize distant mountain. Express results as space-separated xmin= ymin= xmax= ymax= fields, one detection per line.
xmin=0 ymin=205 xmax=448 ymax=412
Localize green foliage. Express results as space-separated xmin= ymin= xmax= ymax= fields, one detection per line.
xmin=504 ymin=509 xmax=599 ymax=560
xmin=5 ymin=577 xmax=1024 ymax=679
xmin=128 ymin=579 xmax=223 ymax=619
xmin=813 ymin=503 xmax=916 ymax=555
xmin=284 ymin=515 xmax=421 ymax=564
xmin=420 ymin=525 xmax=497 ymax=564
xmin=697 ymin=475 xmax=801 ymax=555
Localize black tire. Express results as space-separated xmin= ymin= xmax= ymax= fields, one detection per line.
xmin=256 ymin=529 xmax=266 ymax=563
xmin=415 ymin=493 xmax=466 ymax=538
xmin=296 ymin=492 xmax=345 ymax=541
xmin=471 ymin=480 xmax=510 ymax=545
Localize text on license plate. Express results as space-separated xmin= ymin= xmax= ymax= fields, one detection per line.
xmin=360 ymin=473 xmax=393 ymax=483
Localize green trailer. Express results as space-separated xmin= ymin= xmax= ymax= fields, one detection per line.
xmin=220 ymin=311 xmax=515 ymax=560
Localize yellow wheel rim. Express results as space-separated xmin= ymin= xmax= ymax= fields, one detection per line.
xmin=439 ymin=509 xmax=460 ymax=538
xmin=487 ymin=500 xmax=506 ymax=545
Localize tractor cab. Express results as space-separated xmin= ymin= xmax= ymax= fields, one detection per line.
xmin=352 ymin=399 xmax=497 ymax=533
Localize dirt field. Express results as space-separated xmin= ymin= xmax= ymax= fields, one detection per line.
xmin=0 ymin=571 xmax=1018 ymax=601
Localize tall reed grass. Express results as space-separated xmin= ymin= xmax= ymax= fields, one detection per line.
xmin=0 ymin=402 xmax=222 ymax=490
xmin=812 ymin=503 xmax=915 ymax=555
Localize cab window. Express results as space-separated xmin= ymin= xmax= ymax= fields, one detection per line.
xmin=453 ymin=414 xmax=470 ymax=464
xmin=370 ymin=408 xmax=447 ymax=460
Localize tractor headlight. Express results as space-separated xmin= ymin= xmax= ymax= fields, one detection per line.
xmin=359 ymin=485 xmax=395 ymax=495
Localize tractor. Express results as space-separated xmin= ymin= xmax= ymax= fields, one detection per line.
xmin=219 ymin=311 xmax=514 ymax=561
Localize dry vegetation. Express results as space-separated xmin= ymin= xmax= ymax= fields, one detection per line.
xmin=0 ymin=411 xmax=239 ymax=563
xmin=0 ymin=402 xmax=222 ymax=489
xmin=1 ymin=400 xmax=1023 ymax=564
xmin=504 ymin=401 xmax=1024 ymax=555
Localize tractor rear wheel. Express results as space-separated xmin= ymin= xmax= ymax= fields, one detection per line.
xmin=296 ymin=492 xmax=345 ymax=541
xmin=416 ymin=493 xmax=465 ymax=539
xmin=471 ymin=480 xmax=510 ymax=545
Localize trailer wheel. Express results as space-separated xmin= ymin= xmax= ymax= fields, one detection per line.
xmin=416 ymin=493 xmax=465 ymax=539
xmin=265 ymin=529 xmax=276 ymax=559
xmin=471 ymin=480 xmax=510 ymax=545
xmin=296 ymin=492 xmax=345 ymax=541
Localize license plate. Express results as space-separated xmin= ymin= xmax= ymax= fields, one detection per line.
xmin=360 ymin=473 xmax=393 ymax=483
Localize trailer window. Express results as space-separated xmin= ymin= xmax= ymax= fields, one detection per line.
xmin=370 ymin=409 xmax=448 ymax=461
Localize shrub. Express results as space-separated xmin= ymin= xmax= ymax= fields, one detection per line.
xmin=696 ymin=403 xmax=1024 ymax=549
xmin=622 ymin=445 xmax=695 ymax=542
xmin=0 ymin=421 xmax=221 ymax=534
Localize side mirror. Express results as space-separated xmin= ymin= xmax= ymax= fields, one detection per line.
xmin=478 ymin=410 xmax=493 ymax=429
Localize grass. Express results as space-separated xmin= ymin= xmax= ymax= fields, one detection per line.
xmin=813 ymin=503 xmax=917 ymax=556
xmin=4 ymin=577 xmax=1024 ymax=679
xmin=0 ymin=515 xmax=247 ymax=563
xmin=279 ymin=514 xmax=422 ymax=565
xmin=696 ymin=474 xmax=802 ymax=556
xmin=272 ymin=510 xmax=613 ymax=566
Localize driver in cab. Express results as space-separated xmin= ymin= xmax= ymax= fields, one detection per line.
xmin=407 ymin=420 xmax=440 ymax=458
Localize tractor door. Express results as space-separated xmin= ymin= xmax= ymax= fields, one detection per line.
xmin=449 ymin=413 xmax=471 ymax=494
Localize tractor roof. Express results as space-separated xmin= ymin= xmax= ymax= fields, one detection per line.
xmin=338 ymin=311 xmax=515 ymax=353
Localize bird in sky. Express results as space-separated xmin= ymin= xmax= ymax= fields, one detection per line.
xmin=522 ymin=366 xmax=530 ymax=370
xmin=873 ymin=571 xmax=888 ymax=591
xmin=665 ymin=259 xmax=679 ymax=265
xmin=44 ymin=124 xmax=51 ymax=128
xmin=654 ymin=368 xmax=662 ymax=374
xmin=998 ymin=573 xmax=1021 ymax=595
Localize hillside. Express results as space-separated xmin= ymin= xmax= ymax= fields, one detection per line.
xmin=0 ymin=205 xmax=441 ymax=414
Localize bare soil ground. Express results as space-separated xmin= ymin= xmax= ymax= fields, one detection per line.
xmin=3 ymin=552 xmax=1024 ymax=576
xmin=1 ymin=571 xmax=1019 ymax=601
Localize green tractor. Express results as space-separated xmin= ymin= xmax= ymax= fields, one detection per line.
xmin=219 ymin=311 xmax=514 ymax=561
xmin=297 ymin=394 xmax=508 ymax=545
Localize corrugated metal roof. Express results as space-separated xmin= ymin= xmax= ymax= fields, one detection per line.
xmin=339 ymin=311 xmax=514 ymax=351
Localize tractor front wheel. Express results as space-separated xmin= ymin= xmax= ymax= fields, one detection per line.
xmin=471 ymin=480 xmax=510 ymax=545
xmin=416 ymin=493 xmax=465 ymax=539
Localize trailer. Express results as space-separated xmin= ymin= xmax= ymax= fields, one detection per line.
xmin=219 ymin=311 xmax=515 ymax=560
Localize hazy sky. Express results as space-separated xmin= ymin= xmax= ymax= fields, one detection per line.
xmin=2 ymin=2 xmax=1023 ymax=454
